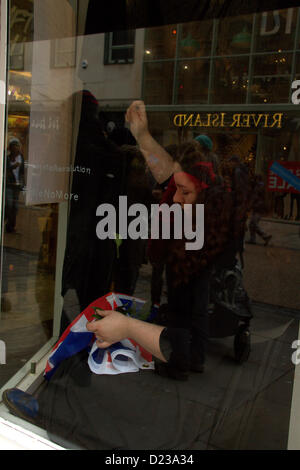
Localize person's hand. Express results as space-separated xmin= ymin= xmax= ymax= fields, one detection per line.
xmin=125 ymin=100 xmax=149 ymax=141
xmin=86 ymin=309 xmax=131 ymax=348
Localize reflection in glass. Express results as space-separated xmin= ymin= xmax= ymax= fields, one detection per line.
xmin=105 ymin=30 xmax=135 ymax=64
xmin=1 ymin=0 xmax=300 ymax=452
xmin=295 ymin=52 xmax=300 ymax=79
xmin=254 ymin=8 xmax=297 ymax=53
xmin=253 ymin=52 xmax=292 ymax=77
xmin=179 ymin=20 xmax=213 ymax=58
xmin=211 ymin=57 xmax=249 ymax=104
xmin=217 ymin=15 xmax=252 ymax=55
xmin=144 ymin=24 xmax=177 ymax=60
xmin=250 ymin=77 xmax=291 ymax=103
xmin=143 ymin=62 xmax=174 ymax=104
xmin=176 ymin=59 xmax=210 ymax=104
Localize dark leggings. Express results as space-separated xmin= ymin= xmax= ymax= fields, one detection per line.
xmin=166 ymin=265 xmax=211 ymax=366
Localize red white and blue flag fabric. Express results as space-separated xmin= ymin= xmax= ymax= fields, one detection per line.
xmin=44 ymin=292 xmax=157 ymax=380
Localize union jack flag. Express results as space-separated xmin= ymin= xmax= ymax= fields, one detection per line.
xmin=44 ymin=293 xmax=157 ymax=380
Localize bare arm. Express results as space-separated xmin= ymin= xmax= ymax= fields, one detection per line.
xmin=86 ymin=309 xmax=167 ymax=362
xmin=125 ymin=101 xmax=175 ymax=184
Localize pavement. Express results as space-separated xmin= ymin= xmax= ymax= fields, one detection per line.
xmin=243 ymin=218 xmax=300 ymax=312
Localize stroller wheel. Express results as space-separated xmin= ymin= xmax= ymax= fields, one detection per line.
xmin=234 ymin=325 xmax=251 ymax=364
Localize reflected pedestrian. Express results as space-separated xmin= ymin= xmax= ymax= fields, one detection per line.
xmin=5 ymin=138 xmax=25 ymax=233
xmin=289 ymin=193 xmax=300 ymax=221
xmin=248 ymin=175 xmax=272 ymax=246
xmin=194 ymin=134 xmax=220 ymax=175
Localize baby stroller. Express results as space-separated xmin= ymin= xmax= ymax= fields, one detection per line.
xmin=154 ymin=262 xmax=252 ymax=365
xmin=208 ymin=263 xmax=252 ymax=364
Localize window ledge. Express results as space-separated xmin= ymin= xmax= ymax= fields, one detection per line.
xmin=0 ymin=414 xmax=63 ymax=450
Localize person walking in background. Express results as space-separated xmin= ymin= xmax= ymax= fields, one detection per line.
xmin=194 ymin=134 xmax=220 ymax=175
xmin=274 ymin=191 xmax=287 ymax=219
xmin=289 ymin=192 xmax=300 ymax=221
xmin=248 ymin=174 xmax=272 ymax=246
xmin=219 ymin=155 xmax=251 ymax=268
xmin=5 ymin=137 xmax=25 ymax=233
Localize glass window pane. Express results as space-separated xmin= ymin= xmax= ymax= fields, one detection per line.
xmin=253 ymin=52 xmax=292 ymax=76
xmin=144 ymin=24 xmax=177 ymax=60
xmin=295 ymin=52 xmax=300 ymax=78
xmin=211 ymin=57 xmax=249 ymax=103
xmin=111 ymin=47 xmax=134 ymax=62
xmin=143 ymin=62 xmax=174 ymax=104
xmin=112 ymin=30 xmax=135 ymax=46
xmin=249 ymin=76 xmax=291 ymax=103
xmin=216 ymin=14 xmax=253 ymax=55
xmin=176 ymin=59 xmax=210 ymax=104
xmin=178 ymin=20 xmax=213 ymax=58
xmin=254 ymin=8 xmax=297 ymax=53
xmin=9 ymin=54 xmax=24 ymax=70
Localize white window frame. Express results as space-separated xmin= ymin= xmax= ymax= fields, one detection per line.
xmin=104 ymin=30 xmax=135 ymax=64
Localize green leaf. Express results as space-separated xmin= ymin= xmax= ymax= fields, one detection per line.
xmin=92 ymin=306 xmax=104 ymax=320
xmin=92 ymin=313 xmax=103 ymax=320
xmin=114 ymin=233 xmax=123 ymax=259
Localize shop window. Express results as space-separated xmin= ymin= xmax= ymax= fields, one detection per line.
xmin=104 ymin=30 xmax=135 ymax=64
xmin=143 ymin=61 xmax=174 ymax=104
xmin=51 ymin=37 xmax=76 ymax=68
xmin=9 ymin=0 xmax=33 ymax=71
xmin=2 ymin=0 xmax=300 ymax=453
xmin=253 ymin=52 xmax=292 ymax=77
xmin=216 ymin=15 xmax=253 ymax=56
xmin=211 ymin=57 xmax=249 ymax=104
xmin=250 ymin=52 xmax=292 ymax=103
xmin=250 ymin=76 xmax=291 ymax=103
xmin=295 ymin=52 xmax=300 ymax=79
xmin=9 ymin=43 xmax=24 ymax=71
xmin=254 ymin=8 xmax=297 ymax=53
xmin=178 ymin=20 xmax=213 ymax=58
xmin=176 ymin=59 xmax=210 ymax=104
xmin=144 ymin=24 xmax=177 ymax=61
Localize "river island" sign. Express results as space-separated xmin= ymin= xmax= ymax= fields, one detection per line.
xmin=173 ymin=112 xmax=283 ymax=129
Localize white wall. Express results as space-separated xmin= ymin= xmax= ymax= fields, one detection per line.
xmin=27 ymin=30 xmax=145 ymax=106
xmin=77 ymin=28 xmax=145 ymax=105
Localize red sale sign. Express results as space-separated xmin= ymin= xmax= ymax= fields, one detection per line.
xmin=267 ymin=161 xmax=300 ymax=194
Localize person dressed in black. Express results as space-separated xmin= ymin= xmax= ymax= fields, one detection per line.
xmin=5 ymin=138 xmax=25 ymax=233
xmin=289 ymin=192 xmax=300 ymax=221
xmin=112 ymin=144 xmax=154 ymax=295
xmin=60 ymin=90 xmax=127 ymax=333
xmin=248 ymin=174 xmax=272 ymax=245
xmin=219 ymin=155 xmax=252 ymax=268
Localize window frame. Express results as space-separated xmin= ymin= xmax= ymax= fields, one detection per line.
xmin=104 ymin=30 xmax=136 ymax=65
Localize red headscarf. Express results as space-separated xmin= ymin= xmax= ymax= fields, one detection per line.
xmin=160 ymin=161 xmax=216 ymax=205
